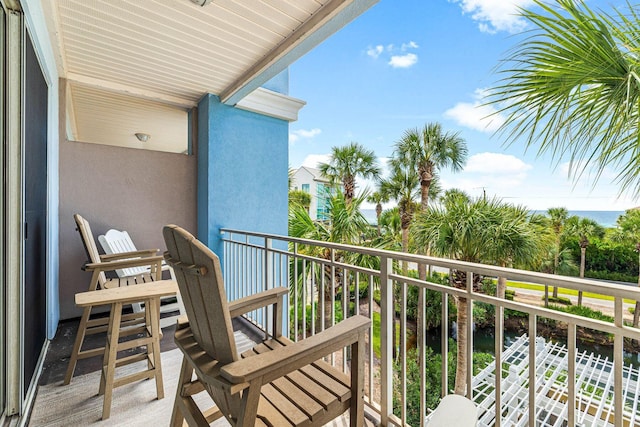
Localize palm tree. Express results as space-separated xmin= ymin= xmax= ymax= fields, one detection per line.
xmin=378 ymin=163 xmax=419 ymax=360
xmin=367 ymin=190 xmax=389 ymax=236
xmin=394 ymin=123 xmax=467 ymax=211
xmin=565 ymin=216 xmax=605 ymax=306
xmin=547 ymin=207 xmax=568 ymax=300
xmin=375 ymin=207 xmax=402 ymax=251
xmin=413 ymin=195 xmax=542 ymax=395
xmin=393 ymin=124 xmax=467 ymax=356
xmin=610 ymin=209 xmax=640 ymax=327
xmin=489 ymin=0 xmax=640 ymax=197
xmin=318 ymin=142 xmax=380 ymax=205
xmin=379 ymin=162 xmax=420 ymax=258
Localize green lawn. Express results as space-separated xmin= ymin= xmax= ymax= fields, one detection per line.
xmin=507 ymin=280 xmax=636 ymax=305
xmin=371 ymin=311 xmax=400 ymax=358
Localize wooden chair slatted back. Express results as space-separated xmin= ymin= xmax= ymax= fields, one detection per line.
xmin=98 ymin=229 xmax=148 ymax=277
xmin=74 ymin=214 xmax=107 ymax=288
xmin=163 ymin=225 xmax=238 ymax=365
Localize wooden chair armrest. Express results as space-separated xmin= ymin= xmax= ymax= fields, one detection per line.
xmin=75 ymin=280 xmax=178 ymax=306
xmin=100 ymin=249 xmax=159 ymax=261
xmin=221 ymin=315 xmax=370 ymax=384
xmin=83 ymin=255 xmax=164 ymax=272
xmin=228 ymin=287 xmax=288 ymax=318
xmin=174 ymin=325 xmax=248 ymax=395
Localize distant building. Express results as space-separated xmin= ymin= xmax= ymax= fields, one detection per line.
xmin=292 ymin=166 xmax=335 ymax=220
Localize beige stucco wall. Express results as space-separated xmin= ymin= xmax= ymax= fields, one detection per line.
xmin=58 ymin=140 xmax=197 ymax=319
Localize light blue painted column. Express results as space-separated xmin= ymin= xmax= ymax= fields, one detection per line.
xmin=197 ymin=94 xmax=289 ymax=264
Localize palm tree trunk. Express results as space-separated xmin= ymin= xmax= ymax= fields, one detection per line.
xmin=343 ymin=176 xmax=355 ymax=205
xmin=544 ymin=285 xmax=549 ymax=307
xmin=578 ymin=247 xmax=586 ymax=306
xmin=454 ymin=295 xmax=468 ymax=395
xmin=375 ymin=203 xmax=382 ymax=236
xmin=497 ymin=262 xmax=507 ymax=299
xmin=497 ymin=277 xmax=507 ymax=299
xmin=552 ymin=245 xmax=560 ymax=299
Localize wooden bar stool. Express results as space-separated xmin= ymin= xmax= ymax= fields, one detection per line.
xmin=74 ymin=280 xmax=178 ymax=420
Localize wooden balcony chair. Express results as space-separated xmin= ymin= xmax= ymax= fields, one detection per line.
xmin=98 ymin=228 xmax=185 ymax=327
xmin=163 ymin=224 xmax=371 ymax=427
xmin=63 ymin=213 xmax=165 ymax=385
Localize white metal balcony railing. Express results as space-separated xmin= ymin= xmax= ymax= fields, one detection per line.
xmin=221 ymin=228 xmax=640 ymax=427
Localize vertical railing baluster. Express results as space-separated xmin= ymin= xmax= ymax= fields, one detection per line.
xmin=234 ymin=237 xmax=239 ymax=301
xmin=466 ymin=271 xmax=474 ymax=399
xmin=355 ymin=271 xmax=360 ymax=315
xmin=529 ymin=314 xmax=536 ymax=426
xmin=311 ymin=262 xmax=316 ymax=336
xmin=614 ymin=297 xmax=623 ymax=427
xmin=252 ymin=246 xmax=257 ymax=324
xmin=401 ymin=280 xmax=407 ymax=425
xmin=380 ymin=255 xmax=393 ymax=427
xmin=264 ymin=238 xmax=272 ymax=333
xmin=343 ymin=268 xmax=349 ymax=372
xmin=441 ymin=292 xmax=448 ymax=397
xmin=368 ymin=274 xmax=374 ymax=401
xmin=302 ymin=259 xmax=307 ymax=340
xmin=330 ymin=248 xmax=336 ymax=366
xmin=320 ymin=261 xmax=326 ymax=333
xmin=420 ymin=283 xmax=426 ymax=427
xmin=293 ymin=243 xmax=298 ymax=341
xmin=243 ymin=234 xmax=248 ymax=300
xmin=495 ymin=301 xmax=504 ymax=427
xmin=568 ymin=322 xmax=576 ymax=427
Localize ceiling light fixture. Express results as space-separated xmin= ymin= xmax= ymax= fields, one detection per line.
xmin=190 ymin=0 xmax=212 ymax=6
xmin=135 ymin=132 xmax=151 ymax=142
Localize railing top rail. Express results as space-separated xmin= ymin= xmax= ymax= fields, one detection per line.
xmin=221 ymin=228 xmax=640 ymax=300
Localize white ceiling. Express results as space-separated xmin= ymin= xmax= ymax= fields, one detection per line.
xmin=41 ymin=0 xmax=377 ymax=153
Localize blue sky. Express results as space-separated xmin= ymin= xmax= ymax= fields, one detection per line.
xmin=288 ymin=0 xmax=639 ymax=211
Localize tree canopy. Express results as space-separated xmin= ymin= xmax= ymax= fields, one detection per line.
xmin=489 ymin=0 xmax=640 ymax=197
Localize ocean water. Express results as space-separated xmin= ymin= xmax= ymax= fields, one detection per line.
xmin=361 ymin=209 xmax=624 ymax=228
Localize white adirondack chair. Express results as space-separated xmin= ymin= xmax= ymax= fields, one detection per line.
xmin=99 ymin=229 xmax=185 ymax=327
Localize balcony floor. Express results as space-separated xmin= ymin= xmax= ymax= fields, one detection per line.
xmin=29 ymin=313 xmax=374 ymax=426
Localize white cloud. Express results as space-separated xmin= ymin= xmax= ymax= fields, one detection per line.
xmin=388 ymin=53 xmax=418 ymax=68
xmin=401 ymin=41 xmax=419 ymax=51
xmin=465 ymin=152 xmax=532 ymax=174
xmin=301 ymin=154 xmax=331 ymax=169
xmin=296 ymin=128 xmax=321 ymax=138
xmin=444 ymin=88 xmax=505 ymax=132
xmin=449 ymin=0 xmax=535 ymax=34
xmin=367 ymin=42 xmax=419 ymax=68
xmin=289 ymin=128 xmax=321 ymax=144
xmin=366 ymin=45 xmax=384 ymax=59
xmin=440 ymin=152 xmax=532 ymax=200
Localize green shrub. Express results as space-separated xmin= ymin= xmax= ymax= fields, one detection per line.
xmin=545 ymin=296 xmax=572 ymax=305
xmin=548 ymin=304 xmax=614 ymax=323
xmin=335 ymin=281 xmax=370 ymax=300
